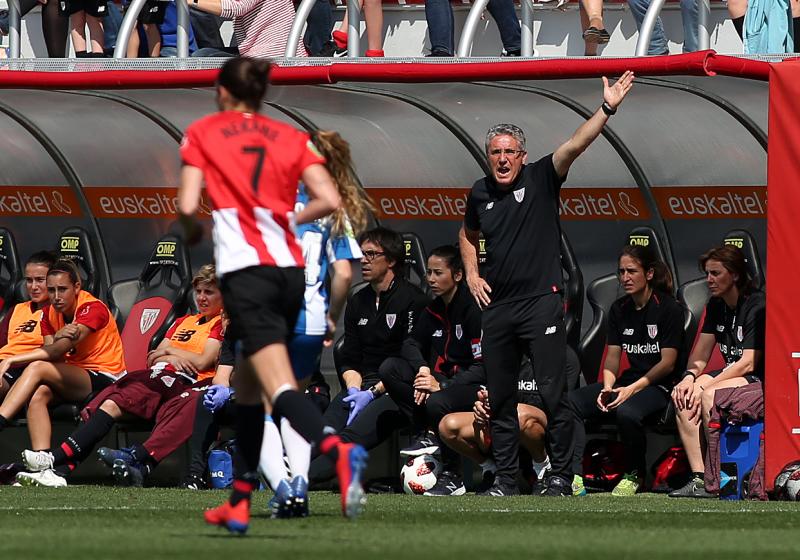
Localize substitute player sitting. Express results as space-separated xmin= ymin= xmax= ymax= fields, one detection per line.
xmin=0 ymin=251 xmax=57 ymax=401
xmin=0 ymin=259 xmax=125 ymax=459
xmin=16 ymin=264 xmax=222 ymax=487
xmin=669 ymin=245 xmax=765 ymax=499
xmin=569 ymin=244 xmax=684 ymax=496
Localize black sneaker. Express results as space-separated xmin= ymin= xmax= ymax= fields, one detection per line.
xmin=501 ymin=49 xmax=521 ymax=57
xmin=426 ymin=49 xmax=452 ymax=57
xmin=424 ymin=471 xmax=466 ymax=496
xmin=400 ymin=431 xmax=440 ymax=457
xmin=477 ymin=478 xmax=520 ymax=496
xmin=537 ymin=474 xmax=572 ymax=497
xmin=318 ymin=41 xmax=347 ymax=57
xmin=668 ymin=475 xmax=715 ymax=499
xmin=475 ymin=470 xmax=496 ymax=493
xmin=181 ymin=474 xmax=207 ymax=490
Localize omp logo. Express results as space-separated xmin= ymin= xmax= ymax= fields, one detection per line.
xmin=629 ymin=235 xmax=650 ymax=247
xmin=156 ymin=242 xmax=176 ymax=258
xmin=173 ymin=329 xmax=196 ymax=342
xmin=0 ymin=237 xmax=3 ymax=248
xmin=724 ymin=237 xmax=744 ymax=249
xmin=404 ymin=240 xmax=412 ymax=257
xmin=61 ymin=237 xmax=80 ymax=253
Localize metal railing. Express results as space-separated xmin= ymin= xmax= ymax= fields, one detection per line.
xmin=286 ymin=0 xmax=362 ymax=56
xmin=635 ymin=0 xmax=709 ymax=55
xmin=457 ymin=0 xmax=537 ymax=57
xmin=115 ymin=0 xmax=191 ymax=58
xmin=8 ymin=0 xmax=21 ymax=58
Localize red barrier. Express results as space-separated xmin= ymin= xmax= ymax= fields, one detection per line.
xmin=0 ymin=52 xmax=772 ymax=89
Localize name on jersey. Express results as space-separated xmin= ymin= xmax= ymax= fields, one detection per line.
xmin=518 ymin=379 xmax=537 ymax=392
xmin=220 ymin=120 xmax=278 ymax=140
xmin=622 ymin=341 xmax=661 ymax=354
xmin=358 ymin=318 xmax=368 ymax=326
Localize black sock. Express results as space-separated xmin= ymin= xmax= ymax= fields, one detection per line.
xmin=52 ymin=410 xmax=116 ymax=468
xmin=0 ymin=414 xmax=8 ymax=430
xmin=272 ymin=390 xmax=325 ymax=449
xmin=233 ymin=403 xmax=265 ymax=476
xmin=130 ymin=443 xmax=157 ymax=474
xmin=795 ymin=18 xmax=800 ymax=53
xmin=732 ymin=16 xmax=744 ymax=39
xmin=692 ymin=471 xmax=704 ymax=479
xmin=229 ymin=474 xmax=259 ymax=506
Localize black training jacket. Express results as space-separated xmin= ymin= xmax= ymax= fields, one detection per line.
xmin=338 ymin=277 xmax=429 ymax=381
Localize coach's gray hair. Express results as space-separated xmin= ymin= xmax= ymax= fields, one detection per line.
xmin=485 ymin=124 xmax=526 ymax=154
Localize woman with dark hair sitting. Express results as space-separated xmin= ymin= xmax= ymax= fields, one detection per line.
xmin=669 ymin=245 xmax=765 ymax=499
xmin=570 ymin=244 xmax=684 ymax=496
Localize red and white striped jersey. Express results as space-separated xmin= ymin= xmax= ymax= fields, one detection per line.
xmin=220 ymin=0 xmax=307 ymax=58
xmin=181 ymin=111 xmax=325 ymax=276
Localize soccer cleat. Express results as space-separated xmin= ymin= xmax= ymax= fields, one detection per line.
xmin=668 ymin=475 xmax=715 ymax=499
xmin=21 ymin=450 xmax=54 ymax=472
xmin=400 ymin=431 xmax=440 ymax=457
xmin=16 ymin=468 xmax=67 ymax=488
xmin=335 ymin=442 xmax=368 ymax=519
xmin=290 ymin=475 xmax=309 ymax=517
xmin=97 ymin=447 xmax=134 ymax=470
xmin=423 ymin=470 xmax=466 ymax=496
xmin=611 ymin=472 xmax=641 ymax=497
xmin=477 ymin=478 xmax=520 ymax=496
xmin=111 ymin=458 xmax=148 ymax=488
xmin=537 ymin=474 xmax=572 ymax=497
xmin=269 ymin=479 xmax=296 ymax=519
xmin=572 ymin=474 xmax=587 ymax=497
xmin=181 ymin=474 xmax=206 ymax=490
xmin=204 ymin=499 xmax=250 ymax=534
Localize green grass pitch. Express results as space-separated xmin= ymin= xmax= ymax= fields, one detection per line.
xmin=2 ymin=487 xmax=800 ymax=559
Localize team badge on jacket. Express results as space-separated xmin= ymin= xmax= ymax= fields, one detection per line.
xmin=386 ymin=314 xmax=396 ymax=329
xmin=455 ymin=324 xmax=463 ymax=340
xmin=647 ymin=324 xmax=658 ymax=339
xmin=513 ymin=187 xmax=525 ymax=203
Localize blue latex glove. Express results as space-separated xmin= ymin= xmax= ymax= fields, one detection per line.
xmin=203 ymin=385 xmax=232 ymax=412
xmin=342 ymin=387 xmax=374 ymax=426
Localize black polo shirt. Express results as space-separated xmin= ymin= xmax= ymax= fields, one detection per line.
xmin=606 ymin=291 xmax=684 ymax=386
xmin=464 ymin=154 xmax=564 ymax=307
xmin=701 ymin=290 xmax=766 ymax=379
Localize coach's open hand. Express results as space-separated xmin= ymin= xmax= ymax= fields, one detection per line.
xmin=466 ymin=273 xmax=492 ymax=309
xmin=603 ymin=70 xmax=635 ymax=110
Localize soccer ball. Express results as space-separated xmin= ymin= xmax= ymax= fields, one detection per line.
xmin=774 ymin=461 xmax=800 ymax=501
xmin=400 ymin=454 xmax=442 ymax=495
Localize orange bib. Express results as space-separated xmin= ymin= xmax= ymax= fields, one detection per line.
xmin=168 ymin=313 xmax=222 ymax=381
xmin=0 ymin=302 xmax=45 ymax=360
xmin=47 ymin=291 xmax=126 ymax=375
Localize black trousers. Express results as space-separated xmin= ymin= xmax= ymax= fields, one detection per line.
xmin=482 ymin=293 xmax=573 ymax=483
xmin=569 ymin=381 xmax=670 ymax=474
xmin=309 ymin=381 xmax=406 ymax=483
xmin=379 ymin=357 xmax=485 ymax=433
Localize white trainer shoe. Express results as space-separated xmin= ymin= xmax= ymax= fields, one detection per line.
xmin=16 ymin=469 xmax=67 ymax=488
xmin=21 ymin=449 xmax=54 ymax=472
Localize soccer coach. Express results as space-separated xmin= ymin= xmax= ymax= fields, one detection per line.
xmin=459 ymin=71 xmax=635 ymax=496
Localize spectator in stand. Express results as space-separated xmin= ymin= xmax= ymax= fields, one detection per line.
xmin=321 ymin=0 xmax=385 ymax=57
xmin=189 ymin=0 xmax=306 ymax=57
xmin=378 ymin=245 xmax=486 ymax=495
xmin=0 ymin=251 xmax=57 ymax=401
xmin=14 ymin=264 xmax=223 ymax=487
xmin=62 ymin=0 xmax=108 ymax=57
xmin=628 ymin=0 xmax=698 ymax=54
xmin=423 ymin=0 xmax=522 ymax=56
xmin=579 ymin=0 xmax=609 ymax=56
xmin=0 ymin=259 xmax=126 ymax=455
xmin=308 ymin=227 xmax=429 ymax=483
xmin=570 ymin=245 xmax=684 ymax=497
xmin=669 ymin=245 xmax=765 ymax=498
xmin=0 ymin=1 xmax=69 ymax=57
xmin=123 ymin=0 xmax=168 ymax=57
xmin=160 ymin=1 xmax=199 ymax=56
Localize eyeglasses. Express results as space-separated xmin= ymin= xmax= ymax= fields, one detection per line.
xmin=362 ymin=250 xmax=386 ymax=262
xmin=488 ymin=148 xmax=525 ymax=158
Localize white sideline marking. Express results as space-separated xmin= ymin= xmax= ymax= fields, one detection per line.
xmin=0 ymin=506 xmax=179 ymax=511
xmin=455 ymin=507 xmax=800 ymax=514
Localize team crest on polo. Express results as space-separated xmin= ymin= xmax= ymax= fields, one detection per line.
xmin=455 ymin=324 xmax=463 ymax=340
xmin=140 ymin=309 xmax=161 ymax=334
xmin=386 ymin=314 xmax=396 ymax=329
xmin=513 ymin=187 xmax=525 ymax=203
xmin=647 ymin=324 xmax=658 ymax=339
xmin=161 ymin=376 xmax=175 ymax=388
xmin=737 ymin=326 xmax=743 ymax=341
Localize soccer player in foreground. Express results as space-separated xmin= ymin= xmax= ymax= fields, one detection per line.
xmin=177 ymin=57 xmax=368 ymax=533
